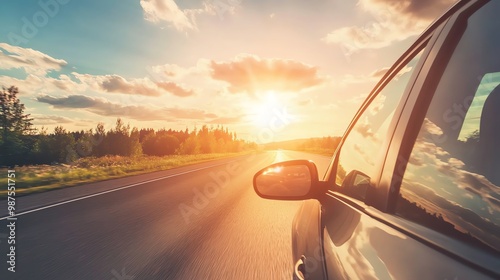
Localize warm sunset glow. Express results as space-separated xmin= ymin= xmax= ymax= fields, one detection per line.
xmin=249 ymin=91 xmax=284 ymax=127
xmin=0 ymin=0 xmax=457 ymax=142
xmin=263 ymin=165 xmax=283 ymax=175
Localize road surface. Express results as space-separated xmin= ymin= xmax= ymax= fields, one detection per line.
xmin=0 ymin=150 xmax=331 ymax=280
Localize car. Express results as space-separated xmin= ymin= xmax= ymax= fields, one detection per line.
xmin=252 ymin=0 xmax=500 ymax=279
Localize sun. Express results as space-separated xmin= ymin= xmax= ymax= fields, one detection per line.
xmin=249 ymin=91 xmax=283 ymax=127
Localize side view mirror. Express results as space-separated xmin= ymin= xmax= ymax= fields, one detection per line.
xmin=253 ymin=160 xmax=320 ymax=200
xmin=341 ymin=170 xmax=370 ymax=201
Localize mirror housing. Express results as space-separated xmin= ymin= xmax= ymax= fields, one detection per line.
xmin=341 ymin=170 xmax=370 ymax=201
xmin=253 ymin=160 xmax=321 ymax=200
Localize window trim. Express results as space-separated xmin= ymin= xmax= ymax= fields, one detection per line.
xmin=384 ymin=0 xmax=489 ymax=212
xmin=325 ymin=31 xmax=437 ymax=210
xmin=321 ymin=0 xmax=498 ymax=277
xmin=374 ymin=0 xmax=500 ymax=277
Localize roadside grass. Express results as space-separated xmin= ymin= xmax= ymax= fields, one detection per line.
xmin=0 ymin=152 xmax=252 ymax=198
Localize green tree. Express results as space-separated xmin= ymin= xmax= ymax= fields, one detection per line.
xmin=0 ymin=86 xmax=34 ymax=166
xmin=102 ymin=119 xmax=142 ymax=157
xmin=74 ymin=129 xmax=95 ymax=159
xmin=53 ymin=126 xmax=77 ymax=163
xmin=35 ymin=129 xmax=55 ymax=164
xmin=178 ymin=133 xmax=199 ymax=154
xmin=128 ymin=127 xmax=142 ymax=157
xmin=155 ymin=134 xmax=179 ymax=156
xmin=141 ymin=133 xmax=157 ymax=156
xmin=93 ymin=123 xmax=107 ymax=157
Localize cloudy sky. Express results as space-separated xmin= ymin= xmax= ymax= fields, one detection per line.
xmin=0 ymin=0 xmax=456 ymax=142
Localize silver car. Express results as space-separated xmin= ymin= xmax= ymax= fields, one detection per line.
xmin=254 ymin=0 xmax=500 ymax=279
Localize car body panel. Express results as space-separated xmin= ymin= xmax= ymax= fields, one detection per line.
xmin=319 ymin=1 xmax=498 ymax=279
xmin=292 ymin=199 xmax=327 ymax=279
xmin=322 ymin=193 xmax=494 ymax=280
xmin=257 ymin=0 xmax=500 ymax=279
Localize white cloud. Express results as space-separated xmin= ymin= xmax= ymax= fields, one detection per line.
xmin=150 ymin=59 xmax=210 ymax=80
xmin=72 ymin=73 xmax=195 ymax=97
xmin=140 ymin=0 xmax=197 ymax=31
xmin=37 ymin=94 xmax=218 ymax=121
xmin=140 ymin=0 xmax=243 ymax=32
xmin=0 ymin=73 xmax=88 ymax=96
xmin=0 ymin=43 xmax=67 ymax=76
xmin=209 ymin=54 xmax=325 ymax=94
xmin=323 ymin=0 xmax=457 ymax=53
xmin=340 ymin=74 xmax=378 ymax=85
xmin=31 ymin=114 xmax=73 ymax=125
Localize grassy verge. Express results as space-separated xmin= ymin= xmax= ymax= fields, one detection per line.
xmin=0 ymin=152 xmax=252 ymax=198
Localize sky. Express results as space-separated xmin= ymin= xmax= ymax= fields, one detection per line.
xmin=0 ymin=0 xmax=457 ymax=143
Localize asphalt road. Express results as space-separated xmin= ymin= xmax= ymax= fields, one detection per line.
xmin=0 ymin=150 xmax=331 ymax=280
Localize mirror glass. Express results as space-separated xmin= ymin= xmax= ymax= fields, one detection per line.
xmin=255 ymin=164 xmax=312 ymax=197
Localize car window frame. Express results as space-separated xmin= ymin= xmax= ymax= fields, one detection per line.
xmin=372 ymin=0 xmax=499 ymax=277
xmin=324 ymin=25 xmax=440 ymax=210
xmin=384 ymin=0 xmax=488 ymax=213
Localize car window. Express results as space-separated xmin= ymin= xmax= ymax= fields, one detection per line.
xmin=396 ymin=1 xmax=500 ymax=254
xmin=334 ymin=47 xmax=425 ymax=200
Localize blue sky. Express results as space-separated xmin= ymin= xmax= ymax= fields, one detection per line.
xmin=0 ymin=0 xmax=456 ymax=142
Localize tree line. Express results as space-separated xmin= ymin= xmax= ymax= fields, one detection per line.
xmin=296 ymin=136 xmax=341 ymax=152
xmin=0 ymin=86 xmax=256 ymax=167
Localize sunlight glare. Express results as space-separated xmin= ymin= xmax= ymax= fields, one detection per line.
xmin=250 ymin=91 xmax=282 ymax=127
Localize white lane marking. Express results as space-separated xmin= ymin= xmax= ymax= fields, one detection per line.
xmin=0 ymin=158 xmax=249 ymax=220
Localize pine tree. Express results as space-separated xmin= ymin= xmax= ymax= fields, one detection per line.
xmin=0 ymin=86 xmax=34 ymax=166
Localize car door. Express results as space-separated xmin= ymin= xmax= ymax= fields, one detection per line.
xmin=318 ymin=0 xmax=499 ymax=279
xmin=379 ymin=0 xmax=500 ymax=278
xmin=290 ymin=14 xmax=437 ymax=277
xmin=318 ymin=32 xmax=433 ymax=279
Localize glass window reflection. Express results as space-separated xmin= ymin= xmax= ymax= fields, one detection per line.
xmin=335 ymin=48 xmax=425 ymax=198
xmin=397 ymin=2 xmax=500 ymax=254
xmin=256 ymin=164 xmax=311 ymax=197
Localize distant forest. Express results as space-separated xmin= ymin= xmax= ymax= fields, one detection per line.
xmin=0 ymin=86 xmax=256 ymax=167
xmin=262 ymin=136 xmax=341 ymax=155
